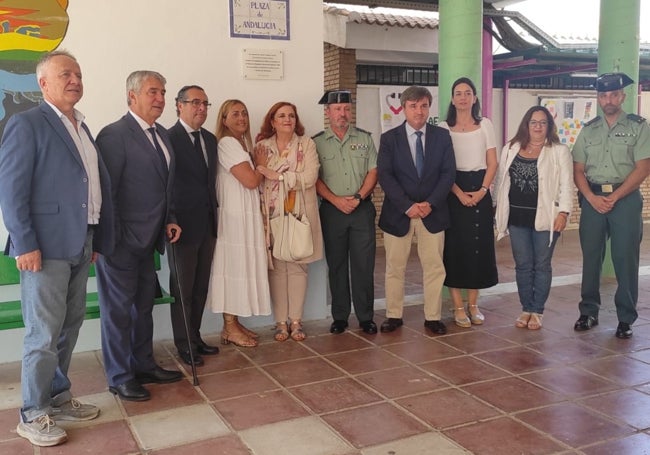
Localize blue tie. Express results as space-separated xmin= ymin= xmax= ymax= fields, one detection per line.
xmin=148 ymin=127 xmax=168 ymax=170
xmin=415 ymin=131 xmax=424 ymax=178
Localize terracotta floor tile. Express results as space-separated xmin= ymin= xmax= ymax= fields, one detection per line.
xmin=445 ymin=416 xmax=565 ymax=455
xmin=397 ymin=388 xmax=500 ymax=429
xmin=581 ymin=433 xmax=650 ymax=455
xmin=262 ymin=357 xmax=344 ymax=387
xmin=121 ymin=377 xmax=204 ymax=416
xmin=576 ymin=329 xmax=650 ymax=355
xmin=41 ymin=420 xmax=139 ymax=455
xmin=579 ymin=355 xmax=650 ymax=386
xmin=325 ymin=348 xmax=406 ymax=375
xmin=302 ymin=332 xmax=374 ymax=355
xmin=68 ymin=366 xmax=109 ymax=397
xmin=522 ymin=366 xmax=618 ymax=399
xmin=235 ymin=340 xmax=315 ymax=366
xmin=0 ymin=379 xmax=21 ymax=412
xmin=420 ymin=355 xmax=510 ymax=385
xmin=527 ymin=336 xmax=614 ymax=363
xmin=579 ymin=389 xmax=650 ymax=429
xmin=0 ymin=438 xmax=32 ymax=455
xmin=438 ymin=331 xmax=517 ymax=354
xmin=356 ymin=366 xmax=447 ymax=398
xmin=212 ymin=390 xmax=309 ymax=430
xmin=361 ymin=326 xmax=424 ymax=346
xmin=463 ymin=377 xmax=562 ymax=413
xmin=486 ymin=324 xmax=565 ymax=346
xmin=475 ymin=346 xmax=557 ymax=374
xmin=627 ymin=348 xmax=650 ymax=365
xmin=382 ymin=339 xmax=463 ymax=364
xmin=322 ymin=402 xmax=427 ymax=448
xmin=360 ymin=432 xmax=468 ymax=455
xmin=0 ymin=407 xmax=18 ymax=443
xmin=178 ymin=348 xmax=254 ymax=375
xmin=151 ymin=434 xmax=252 ymax=455
xmin=290 ymin=378 xmax=382 ymax=413
xmin=200 ymin=367 xmax=279 ymax=401
xmin=516 ymin=402 xmax=634 ymax=447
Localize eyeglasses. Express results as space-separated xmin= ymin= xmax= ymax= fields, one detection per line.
xmin=529 ymin=120 xmax=548 ymax=127
xmin=181 ymin=99 xmax=211 ymax=108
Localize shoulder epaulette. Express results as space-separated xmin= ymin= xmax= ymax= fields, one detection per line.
xmin=353 ymin=127 xmax=372 ymax=135
xmin=627 ymin=113 xmax=647 ymax=124
xmin=583 ymin=116 xmax=601 ymax=127
xmin=312 ymin=131 xmax=325 ymax=139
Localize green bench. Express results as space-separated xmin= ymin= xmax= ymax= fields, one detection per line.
xmin=0 ymin=254 xmax=174 ymax=330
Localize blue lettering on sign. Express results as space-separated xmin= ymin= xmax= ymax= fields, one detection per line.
xmin=243 ymin=21 xmax=277 ymax=30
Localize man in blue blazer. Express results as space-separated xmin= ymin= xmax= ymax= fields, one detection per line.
xmin=95 ymin=70 xmax=182 ymax=402
xmin=377 ymin=85 xmax=456 ymax=335
xmin=0 ymin=50 xmax=112 ymax=447
xmin=167 ymin=85 xmax=219 ymax=366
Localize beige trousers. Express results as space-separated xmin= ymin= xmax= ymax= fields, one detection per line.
xmin=269 ymin=258 xmax=308 ymax=322
xmin=384 ymin=218 xmax=445 ymax=321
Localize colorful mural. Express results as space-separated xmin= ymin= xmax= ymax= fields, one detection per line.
xmin=0 ymin=0 xmax=69 ymax=135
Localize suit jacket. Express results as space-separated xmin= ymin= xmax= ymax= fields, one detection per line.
xmin=95 ymin=112 xmax=175 ymax=256
xmin=0 ymin=103 xmax=113 ymax=259
xmin=167 ymin=121 xmax=218 ymax=245
xmin=377 ymin=121 xmax=456 ymax=236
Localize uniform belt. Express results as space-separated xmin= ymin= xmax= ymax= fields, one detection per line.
xmin=588 ymin=182 xmax=622 ymax=194
xmin=321 ymin=196 xmax=371 ymax=205
xmin=88 ymin=224 xmax=98 ymax=232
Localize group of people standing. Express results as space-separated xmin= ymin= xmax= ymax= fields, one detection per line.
xmin=0 ymin=47 xmax=648 ymax=450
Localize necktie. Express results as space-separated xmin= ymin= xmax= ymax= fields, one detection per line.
xmin=191 ymin=131 xmax=207 ymax=165
xmin=148 ymin=127 xmax=168 ymax=170
xmin=415 ymin=131 xmax=424 ymax=178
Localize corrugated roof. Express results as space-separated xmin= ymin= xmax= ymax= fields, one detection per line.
xmin=323 ymin=5 xmax=439 ymax=29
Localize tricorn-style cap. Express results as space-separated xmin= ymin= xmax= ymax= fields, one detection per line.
xmin=595 ymin=73 xmax=634 ymax=92
xmin=318 ymin=90 xmax=352 ymax=105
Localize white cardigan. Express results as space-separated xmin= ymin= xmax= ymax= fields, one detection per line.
xmin=494 ymin=141 xmax=574 ymax=245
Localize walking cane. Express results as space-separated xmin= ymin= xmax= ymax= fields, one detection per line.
xmin=169 ymin=228 xmax=199 ymax=386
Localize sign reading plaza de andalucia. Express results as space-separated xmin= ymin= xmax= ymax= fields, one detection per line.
xmin=230 ymin=0 xmax=290 ymax=40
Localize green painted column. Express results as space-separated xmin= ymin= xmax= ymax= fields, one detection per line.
xmin=598 ymin=0 xmax=641 ymax=277
xmin=598 ymin=0 xmax=640 ymax=114
xmin=438 ymin=0 xmax=483 ymax=120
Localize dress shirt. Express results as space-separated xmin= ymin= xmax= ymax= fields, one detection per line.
xmin=179 ymin=118 xmax=208 ymax=164
xmin=129 ymin=110 xmax=171 ymax=167
xmin=404 ymin=122 xmax=426 ymax=165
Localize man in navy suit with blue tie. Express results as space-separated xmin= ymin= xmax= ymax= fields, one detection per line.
xmin=377 ymin=85 xmax=456 ymax=335
xmin=167 ymin=85 xmax=219 ymax=366
xmin=0 ymin=50 xmax=112 ymax=446
xmin=95 ymin=71 xmax=182 ymax=402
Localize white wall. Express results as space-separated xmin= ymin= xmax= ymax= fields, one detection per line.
xmin=0 ymin=0 xmax=327 ymax=363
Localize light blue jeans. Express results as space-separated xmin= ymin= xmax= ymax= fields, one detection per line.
xmin=508 ymin=225 xmax=559 ymax=315
xmin=19 ymin=230 xmax=93 ymax=422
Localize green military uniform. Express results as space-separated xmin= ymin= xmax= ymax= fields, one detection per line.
xmin=314 ymin=126 xmax=378 ymax=325
xmin=572 ymin=111 xmax=650 ymax=324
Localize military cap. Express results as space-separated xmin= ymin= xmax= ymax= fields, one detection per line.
xmin=595 ymin=73 xmax=634 ymax=92
xmin=318 ymin=90 xmax=352 ymax=105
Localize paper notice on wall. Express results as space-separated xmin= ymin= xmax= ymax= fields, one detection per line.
xmin=540 ymin=97 xmax=597 ymax=150
xmin=379 ymin=86 xmax=439 ymax=133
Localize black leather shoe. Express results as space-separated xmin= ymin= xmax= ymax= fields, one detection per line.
xmin=179 ymin=351 xmax=204 ymax=367
xmin=615 ymin=322 xmax=633 ymax=339
xmin=380 ymin=318 xmax=403 ymax=333
xmin=330 ymin=320 xmax=348 ymax=334
xmin=196 ymin=341 xmax=219 ymax=355
xmin=424 ymin=320 xmax=447 ymax=335
xmin=574 ymin=315 xmax=599 ymax=331
xmin=360 ymin=320 xmax=378 ymax=334
xmin=135 ymin=366 xmax=183 ymax=384
xmin=109 ymin=379 xmax=150 ymax=402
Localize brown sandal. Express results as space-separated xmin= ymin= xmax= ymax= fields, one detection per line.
xmin=289 ymin=320 xmax=306 ymax=341
xmin=515 ymin=312 xmax=531 ymax=328
xmin=222 ymin=315 xmax=258 ymax=347
xmin=234 ymin=316 xmax=259 ymax=339
xmin=274 ymin=322 xmax=289 ymax=342
xmin=527 ymin=313 xmax=543 ymax=330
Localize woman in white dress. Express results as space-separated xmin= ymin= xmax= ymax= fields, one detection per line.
xmin=208 ymin=99 xmax=271 ymax=347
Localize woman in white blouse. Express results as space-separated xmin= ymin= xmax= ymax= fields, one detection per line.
xmin=438 ymin=77 xmax=498 ymax=328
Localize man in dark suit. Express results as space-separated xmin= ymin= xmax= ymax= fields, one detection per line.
xmin=95 ymin=70 xmax=182 ymax=402
xmin=0 ymin=50 xmax=112 ymax=447
xmin=167 ymin=85 xmax=219 ymax=366
xmin=377 ymin=85 xmax=456 ymax=335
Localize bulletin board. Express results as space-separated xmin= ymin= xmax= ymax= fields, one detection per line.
xmin=539 ymin=97 xmax=597 ymax=150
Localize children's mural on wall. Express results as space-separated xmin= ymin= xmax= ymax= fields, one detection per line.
xmin=540 ymin=97 xmax=596 ymax=150
xmin=0 ymin=0 xmax=69 ymax=136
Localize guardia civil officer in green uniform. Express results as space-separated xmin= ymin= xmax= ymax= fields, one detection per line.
xmin=572 ymin=73 xmax=650 ymax=339
xmin=314 ymin=90 xmax=379 ymax=335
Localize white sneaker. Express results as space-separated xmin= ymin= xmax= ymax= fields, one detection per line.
xmin=17 ymin=415 xmax=67 ymax=447
xmin=51 ymin=398 xmax=100 ymax=421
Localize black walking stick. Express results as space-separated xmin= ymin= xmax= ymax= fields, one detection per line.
xmin=169 ymin=228 xmax=199 ymax=386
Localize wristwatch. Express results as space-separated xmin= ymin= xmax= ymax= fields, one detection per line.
xmin=353 ymin=193 xmax=362 ymax=201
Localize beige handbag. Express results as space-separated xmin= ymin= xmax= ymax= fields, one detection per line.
xmin=270 ymin=179 xmax=313 ymax=262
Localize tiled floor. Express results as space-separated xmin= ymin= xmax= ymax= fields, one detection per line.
xmin=3 ymin=227 xmax=650 ymax=454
